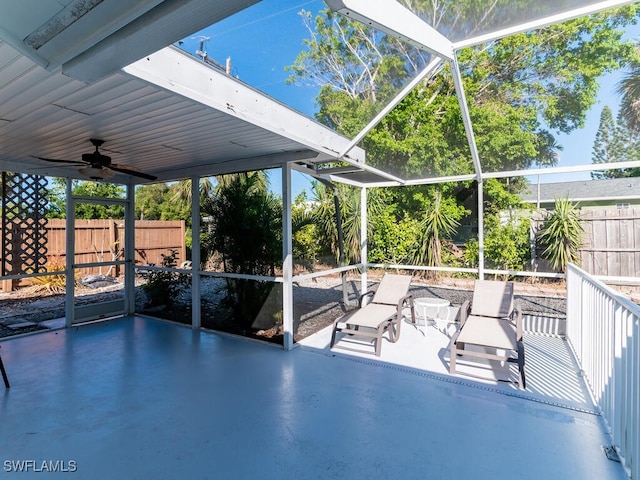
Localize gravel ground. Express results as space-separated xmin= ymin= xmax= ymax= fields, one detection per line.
xmin=1 ymin=275 xmax=567 ymax=340
xmin=291 ymin=276 xmax=567 ymax=341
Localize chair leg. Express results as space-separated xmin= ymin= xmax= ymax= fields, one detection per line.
xmin=330 ymin=321 xmax=339 ymax=348
xmin=0 ymin=355 xmax=9 ymax=389
xmin=449 ymin=339 xmax=457 ymax=375
xmin=517 ymin=341 xmax=526 ymax=389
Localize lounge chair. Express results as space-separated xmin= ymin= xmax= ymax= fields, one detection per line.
xmin=330 ymin=273 xmax=415 ymax=356
xmin=0 ymin=346 xmax=9 ymax=388
xmin=449 ymin=280 xmax=525 ymax=388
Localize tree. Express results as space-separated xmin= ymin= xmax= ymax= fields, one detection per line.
xmin=591 ymin=106 xmax=640 ymax=178
xmin=46 ymin=179 xmax=125 ymax=219
xmin=208 ymin=172 xmax=282 ymax=329
xmin=617 ymin=43 xmax=640 ymax=133
xmin=310 ymin=181 xmax=390 ymax=265
xmin=290 ymin=5 xmax=639 ymax=177
xmin=288 ymin=4 xmax=638 ymax=267
xmin=463 ymin=179 xmax=532 ymax=274
xmin=134 ymin=183 xmax=190 ymax=220
xmin=591 ymin=106 xmax=620 ymax=179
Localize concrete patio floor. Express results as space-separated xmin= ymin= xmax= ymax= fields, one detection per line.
xmin=300 ymin=313 xmax=595 ymax=412
xmin=0 ymin=316 xmax=627 ymax=480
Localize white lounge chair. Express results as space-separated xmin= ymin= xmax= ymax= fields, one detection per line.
xmin=449 ymin=280 xmax=526 ymax=388
xmin=330 ymin=273 xmax=415 ymax=356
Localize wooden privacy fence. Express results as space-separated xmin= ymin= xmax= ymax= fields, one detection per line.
xmin=533 ymin=208 xmax=640 ymax=278
xmin=48 ymin=219 xmax=187 ymax=273
xmin=1 ymin=219 xmax=186 ymax=290
xmin=578 ymin=208 xmax=640 ymax=278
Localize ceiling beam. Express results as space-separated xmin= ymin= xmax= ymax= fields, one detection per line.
xmin=150 ymin=150 xmax=321 ymax=181
xmin=453 ymin=0 xmax=639 ymax=50
xmin=123 ymin=46 xmax=366 ymax=165
xmin=325 ymin=0 xmax=454 ymax=61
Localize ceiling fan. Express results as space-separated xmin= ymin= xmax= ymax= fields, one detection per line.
xmin=34 ymin=139 xmax=157 ymax=181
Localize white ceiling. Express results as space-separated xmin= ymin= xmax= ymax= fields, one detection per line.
xmin=0 ymin=0 xmax=367 ymax=184
xmin=0 ymin=0 xmax=638 ymax=186
xmin=0 ymin=0 xmax=260 ymax=81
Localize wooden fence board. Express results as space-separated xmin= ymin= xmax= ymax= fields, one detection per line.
xmin=1 ymin=219 xmax=186 ymax=290
xmin=578 ymin=208 xmax=640 ymax=278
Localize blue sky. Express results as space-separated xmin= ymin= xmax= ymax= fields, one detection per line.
xmin=179 ymin=1 xmax=639 ymax=194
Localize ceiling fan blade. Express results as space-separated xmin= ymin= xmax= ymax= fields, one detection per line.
xmin=32 ymin=156 xmax=86 ymax=166
xmin=109 ymin=164 xmax=157 ymax=181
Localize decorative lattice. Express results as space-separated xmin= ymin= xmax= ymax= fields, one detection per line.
xmin=2 ymin=172 xmax=49 ymax=276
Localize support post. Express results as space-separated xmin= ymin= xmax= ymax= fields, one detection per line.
xmin=282 ymin=164 xmax=294 ymax=350
xmin=65 ymin=179 xmax=74 ymax=327
xmin=125 ymin=184 xmax=135 ymax=314
xmin=191 ymin=177 xmax=201 ymax=328
xmin=450 ymin=54 xmax=484 ymax=279
xmin=478 ymin=179 xmax=485 ymax=280
xmin=360 ymin=187 xmax=368 ymax=296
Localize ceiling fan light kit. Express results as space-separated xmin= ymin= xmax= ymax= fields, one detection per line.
xmin=78 ymin=166 xmax=115 ymax=180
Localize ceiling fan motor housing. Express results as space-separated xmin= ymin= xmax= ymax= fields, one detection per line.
xmin=82 ymin=151 xmax=111 ymax=167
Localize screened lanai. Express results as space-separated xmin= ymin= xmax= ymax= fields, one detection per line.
xmin=1 ymin=2 xmax=639 ymax=478
xmin=1 ymin=0 xmax=638 ymax=341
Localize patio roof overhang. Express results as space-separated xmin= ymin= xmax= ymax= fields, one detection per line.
xmin=1 ymin=0 xmax=639 ymax=187
xmin=0 ymin=0 xmax=368 ymax=185
xmin=0 ymin=38 xmax=368 ymax=185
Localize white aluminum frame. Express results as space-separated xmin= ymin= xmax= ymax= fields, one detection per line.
xmin=65 ymin=189 xmax=131 ymax=326
xmin=123 ymin=46 xmax=367 ymax=168
xmin=325 ymin=0 xmax=454 ymax=60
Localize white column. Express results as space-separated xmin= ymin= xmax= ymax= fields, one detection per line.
xmin=65 ymin=179 xmax=74 ymax=327
xmin=360 ymin=187 xmax=368 ymax=295
xmin=282 ymin=164 xmax=294 ymax=350
xmin=191 ymin=177 xmax=201 ymax=328
xmin=477 ymin=180 xmax=485 ymax=279
xmin=125 ymin=184 xmax=136 ymax=314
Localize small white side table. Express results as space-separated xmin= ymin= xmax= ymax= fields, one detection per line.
xmin=413 ymin=297 xmax=451 ymax=336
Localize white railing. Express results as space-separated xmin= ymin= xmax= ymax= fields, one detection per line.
xmin=566 ymin=264 xmax=639 ymax=480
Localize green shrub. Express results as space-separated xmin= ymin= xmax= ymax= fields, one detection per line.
xmin=141 ymin=249 xmax=190 ymax=307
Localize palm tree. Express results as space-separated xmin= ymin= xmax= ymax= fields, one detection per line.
xmin=311 ymin=181 xmax=385 ymax=265
xmin=170 ymin=177 xmax=214 ymax=209
xmin=617 ymin=45 xmax=640 ymax=134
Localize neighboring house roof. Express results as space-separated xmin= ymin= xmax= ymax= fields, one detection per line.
xmin=521 ymin=177 xmax=640 ymax=205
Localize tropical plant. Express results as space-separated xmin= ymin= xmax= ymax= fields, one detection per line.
xmin=617 ymin=43 xmax=640 ymax=133
xmin=208 ymin=172 xmax=282 ymax=329
xmin=140 ymin=249 xmax=190 ymax=308
xmin=27 ymin=258 xmax=68 ymax=294
xmin=411 ymin=190 xmax=463 ymax=273
xmin=537 ymin=198 xmax=585 ymax=272
xmin=291 ymin=191 xmax=321 ymax=270
xmin=483 ymin=212 xmax=532 ymax=275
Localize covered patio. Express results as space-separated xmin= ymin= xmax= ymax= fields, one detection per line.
xmin=0 ymin=315 xmax=626 ymax=480
xmin=1 ymin=1 xmax=639 ymax=479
